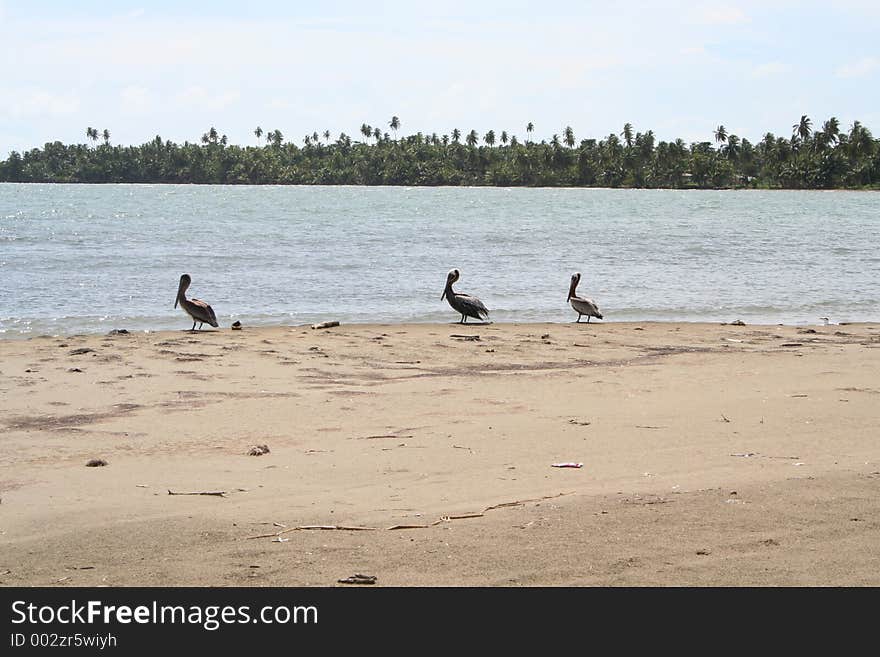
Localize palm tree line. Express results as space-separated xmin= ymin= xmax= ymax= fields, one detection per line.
xmin=2 ymin=115 xmax=877 ymax=188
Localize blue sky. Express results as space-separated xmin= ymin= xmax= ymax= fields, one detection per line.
xmin=1 ymin=1 xmax=878 ymax=156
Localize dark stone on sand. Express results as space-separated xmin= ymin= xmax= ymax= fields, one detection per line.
xmin=85 ymin=459 xmax=108 ymax=467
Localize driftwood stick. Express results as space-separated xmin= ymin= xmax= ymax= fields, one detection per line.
xmin=168 ymin=489 xmax=226 ymax=497
xmin=252 ymin=492 xmax=575 ymax=538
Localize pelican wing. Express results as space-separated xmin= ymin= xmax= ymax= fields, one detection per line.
xmin=570 ymin=295 xmax=602 ymax=318
xmin=454 ymin=293 xmax=489 ymax=320
xmin=189 ymin=298 xmax=219 ymax=327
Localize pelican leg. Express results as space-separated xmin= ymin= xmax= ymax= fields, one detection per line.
xmin=461 ymin=315 xmax=467 ymax=324
xmin=587 ymin=316 xmax=591 ymax=323
xmin=576 ymin=314 xmax=582 ymax=323
xmin=198 ymin=322 xmax=204 ymax=330
xmin=190 ymin=321 xmax=196 ymax=332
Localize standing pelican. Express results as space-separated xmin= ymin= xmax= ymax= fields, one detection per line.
xmin=567 ymin=272 xmax=603 ymax=323
xmin=174 ymin=274 xmax=219 ymax=331
xmin=441 ymin=268 xmax=489 ymax=324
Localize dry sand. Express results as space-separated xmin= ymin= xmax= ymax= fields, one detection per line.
xmin=0 ymin=321 xmax=878 ymax=586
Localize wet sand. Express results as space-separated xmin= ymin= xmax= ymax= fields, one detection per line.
xmin=0 ymin=321 xmax=878 ymax=586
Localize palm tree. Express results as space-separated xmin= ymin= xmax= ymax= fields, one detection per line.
xmin=822 ymin=117 xmax=840 ymax=144
xmin=452 ymin=128 xmax=461 ymax=143
xmin=466 ymin=130 xmax=478 ymax=147
xmin=564 ymin=126 xmax=575 ymax=148
xmin=526 ymin=122 xmax=534 ymax=143
xmin=484 ymin=130 xmax=496 ymax=147
xmin=714 ymin=125 xmax=728 ymax=145
xmin=360 ymin=123 xmax=372 ymax=141
xmin=102 ymin=129 xmax=111 ymax=145
xmin=373 ymin=127 xmax=382 ymax=141
xmin=323 ymin=130 xmax=331 ymax=143
xmin=86 ymin=127 xmax=98 ymax=146
xmin=254 ymin=126 xmax=263 ymax=144
xmin=500 ymin=131 xmax=509 ymax=145
xmin=270 ymin=130 xmax=283 ymax=147
xmin=622 ymin=123 xmax=634 ymax=148
xmin=793 ymin=115 xmax=812 ymax=141
xmin=389 ymin=116 xmax=400 ymax=138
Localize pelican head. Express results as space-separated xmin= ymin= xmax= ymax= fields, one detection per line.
xmin=568 ymin=272 xmax=581 ymax=301
xmin=441 ymin=268 xmax=460 ymax=300
xmin=175 ymin=273 xmax=192 ymax=308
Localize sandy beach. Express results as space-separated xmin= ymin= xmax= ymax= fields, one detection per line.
xmin=1 ymin=320 xmax=878 ymax=586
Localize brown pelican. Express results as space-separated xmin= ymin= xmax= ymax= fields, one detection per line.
xmin=567 ymin=272 xmax=603 ymax=323
xmin=174 ymin=274 xmax=219 ymax=331
xmin=441 ymin=268 xmax=489 ymax=324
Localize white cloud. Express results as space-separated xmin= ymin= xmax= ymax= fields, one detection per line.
xmin=174 ymin=86 xmax=240 ymax=112
xmin=120 ymin=85 xmax=152 ymax=112
xmin=0 ymin=89 xmax=80 ymax=118
xmin=697 ymin=5 xmax=749 ymax=25
xmin=751 ymin=61 xmax=789 ymax=78
xmin=836 ymin=57 xmax=879 ymax=78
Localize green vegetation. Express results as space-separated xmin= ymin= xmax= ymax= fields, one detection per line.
xmin=2 ymin=116 xmax=878 ymax=188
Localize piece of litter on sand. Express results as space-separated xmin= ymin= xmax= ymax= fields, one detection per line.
xmin=793 ymin=462 xmax=805 ymax=466
xmin=85 ymin=459 xmax=108 ymax=467
xmin=338 ymin=574 xmax=376 ymax=585
xmin=551 ymin=462 xmax=583 ymax=468
xmin=247 ymin=444 xmax=270 ymax=456
xmin=272 ymin=537 xmax=289 ymax=543
xmin=730 ymin=452 xmax=757 ymax=457
xmin=312 ymin=320 xmax=340 ymax=329
xmin=167 ymin=489 xmax=226 ymax=497
xmin=231 ymin=321 xmax=242 ymax=330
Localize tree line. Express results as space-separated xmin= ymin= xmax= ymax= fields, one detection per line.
xmin=1 ymin=115 xmax=877 ymax=189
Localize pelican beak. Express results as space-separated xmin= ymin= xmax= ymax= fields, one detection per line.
xmin=441 ymin=290 xmax=447 ymax=301
xmin=174 ymin=298 xmax=178 ymax=309
xmin=566 ymin=292 xmax=571 ymax=302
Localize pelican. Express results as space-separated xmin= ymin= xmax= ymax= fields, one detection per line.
xmin=441 ymin=268 xmax=489 ymax=324
xmin=567 ymin=272 xmax=603 ymax=323
xmin=174 ymin=274 xmax=219 ymax=331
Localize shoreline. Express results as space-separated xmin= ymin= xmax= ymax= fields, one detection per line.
xmin=1 ymin=320 xmax=878 ymax=585
xmin=0 ymin=318 xmax=873 ymax=342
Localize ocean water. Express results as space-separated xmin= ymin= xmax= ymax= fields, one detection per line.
xmin=1 ymin=183 xmax=878 ymax=336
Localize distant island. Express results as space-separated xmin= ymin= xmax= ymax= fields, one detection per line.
xmin=1 ymin=115 xmax=877 ymax=189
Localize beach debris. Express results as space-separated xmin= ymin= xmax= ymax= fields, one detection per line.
xmin=272 ymin=537 xmax=289 ymax=543
xmin=68 ymin=347 xmax=95 ymax=355
xmin=730 ymin=452 xmax=756 ymax=457
xmin=551 ymin=462 xmax=583 ymax=468
xmin=820 ymin=317 xmax=830 ymax=325
xmin=338 ymin=574 xmax=377 ymax=585
xmin=248 ymin=492 xmax=574 ymax=539
xmin=247 ymin=444 xmax=271 ymax=456
xmin=541 ymin=333 xmax=551 ymax=340
xmin=167 ymin=489 xmax=227 ymax=497
xmin=635 ymin=425 xmax=664 ymax=429
xmin=107 ymin=329 xmax=129 ymax=335
xmin=696 ymin=549 xmax=711 ymax=556
xmin=450 ymin=334 xmax=481 ymax=341
xmin=68 ymin=367 xmax=83 ymax=373
xmin=568 ymin=419 xmax=591 ymax=426
xmin=231 ymin=321 xmax=242 ymax=330
xmin=725 ymin=320 xmax=746 ymax=326
xmin=633 ymin=327 xmax=644 ymax=331
xmin=723 ymin=338 xmax=743 ymax=343
xmin=85 ymin=459 xmax=108 ymax=467
xmin=452 ymin=444 xmax=473 ymax=451
xmin=798 ymin=328 xmax=817 ymax=334
xmin=720 ymin=414 xmax=731 ymax=423
xmin=312 ymin=320 xmax=340 ymax=330
xmin=781 ymin=342 xmax=803 ymax=347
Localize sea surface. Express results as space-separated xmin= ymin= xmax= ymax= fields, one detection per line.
xmin=1 ymin=184 xmax=877 ymax=336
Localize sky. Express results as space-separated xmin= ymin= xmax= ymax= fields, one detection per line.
xmin=1 ymin=0 xmax=878 ymax=156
